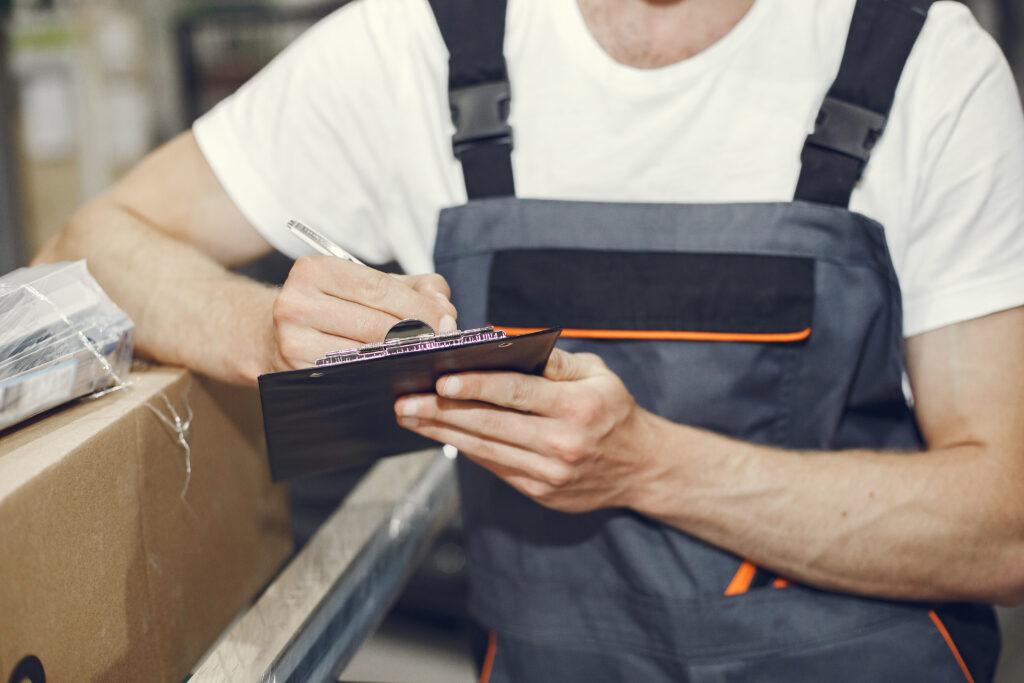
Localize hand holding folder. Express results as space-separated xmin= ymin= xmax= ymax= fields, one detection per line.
xmin=258 ymin=326 xmax=560 ymax=480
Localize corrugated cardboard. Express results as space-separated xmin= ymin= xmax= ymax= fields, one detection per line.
xmin=0 ymin=365 xmax=292 ymax=683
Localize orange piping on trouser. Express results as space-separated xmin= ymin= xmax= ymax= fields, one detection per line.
xmin=929 ymin=610 xmax=975 ymax=683
xmin=479 ymin=630 xmax=497 ymax=683
xmin=725 ymin=563 xmax=793 ymax=595
xmin=494 ymin=327 xmax=813 ymax=343
xmin=724 ymin=561 xmax=758 ymax=596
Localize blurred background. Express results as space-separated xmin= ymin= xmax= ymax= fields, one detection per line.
xmin=0 ymin=1 xmax=1022 ymax=681
xmin=0 ymin=0 xmax=352 ymax=275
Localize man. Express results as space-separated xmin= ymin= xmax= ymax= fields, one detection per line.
xmin=36 ymin=0 xmax=1024 ymax=679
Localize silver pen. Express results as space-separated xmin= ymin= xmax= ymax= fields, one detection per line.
xmin=287 ymin=219 xmax=366 ymax=266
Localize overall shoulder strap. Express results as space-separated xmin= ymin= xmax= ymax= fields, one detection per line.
xmin=428 ymin=0 xmax=515 ymax=199
xmin=794 ymin=0 xmax=932 ymax=207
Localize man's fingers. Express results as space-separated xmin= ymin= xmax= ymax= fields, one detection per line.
xmin=431 ymin=351 xmax=607 ymax=415
xmin=274 ymin=258 xmax=461 ymax=373
xmin=273 ymin=326 xmax=360 ymax=370
xmin=396 ymin=392 xmax=604 ymax=471
xmin=289 ymin=256 xmax=456 ymax=333
xmin=544 ymin=348 xmax=605 ymax=382
xmin=395 ymin=415 xmax=574 ymax=489
xmin=435 ymin=371 xmax=562 ymax=415
xmin=275 ymin=287 xmax=404 ymax=343
xmin=397 ymin=395 xmax=549 ymax=447
xmin=397 ymin=272 xmax=458 ymax=329
xmin=402 ymin=273 xmax=455 ymax=310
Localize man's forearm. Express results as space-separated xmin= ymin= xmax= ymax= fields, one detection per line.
xmin=630 ymin=414 xmax=1024 ymax=605
xmin=35 ymin=198 xmax=276 ymax=385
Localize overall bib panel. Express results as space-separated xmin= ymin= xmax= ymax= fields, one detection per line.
xmin=434 ymin=199 xmax=996 ymax=681
xmin=425 ymin=0 xmax=999 ymax=679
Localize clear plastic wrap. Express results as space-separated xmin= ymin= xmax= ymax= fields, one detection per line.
xmin=0 ymin=261 xmax=135 ymax=431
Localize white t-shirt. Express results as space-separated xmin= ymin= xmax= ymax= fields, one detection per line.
xmin=193 ymin=0 xmax=1024 ymax=337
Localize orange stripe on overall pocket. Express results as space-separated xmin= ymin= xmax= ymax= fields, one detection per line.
xmin=495 ymin=326 xmax=812 ymax=343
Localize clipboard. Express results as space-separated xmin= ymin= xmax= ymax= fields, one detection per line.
xmin=258 ymin=327 xmax=561 ymax=481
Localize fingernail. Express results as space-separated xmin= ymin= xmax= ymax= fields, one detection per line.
xmin=400 ymin=398 xmax=419 ymax=417
xmin=399 ymin=417 xmax=420 ymax=429
xmin=442 ymin=376 xmax=462 ymax=397
xmin=439 ymin=314 xmax=457 ymax=333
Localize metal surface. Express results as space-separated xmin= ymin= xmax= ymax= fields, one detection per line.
xmin=0 ymin=12 xmax=24 ymax=273
xmin=190 ymin=449 xmax=458 ymax=683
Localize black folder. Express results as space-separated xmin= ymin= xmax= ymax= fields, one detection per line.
xmin=258 ymin=328 xmax=561 ymax=480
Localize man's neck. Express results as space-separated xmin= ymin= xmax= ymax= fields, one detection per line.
xmin=576 ymin=0 xmax=757 ymax=69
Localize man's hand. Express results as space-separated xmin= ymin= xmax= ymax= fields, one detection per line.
xmin=394 ymin=349 xmax=659 ymax=513
xmin=33 ymin=132 xmax=460 ymax=384
xmin=269 ymin=255 xmax=457 ymax=372
xmin=395 ymin=309 xmax=1024 ymax=605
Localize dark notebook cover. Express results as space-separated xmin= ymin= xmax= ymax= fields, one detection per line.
xmin=258 ymin=328 xmax=561 ymax=481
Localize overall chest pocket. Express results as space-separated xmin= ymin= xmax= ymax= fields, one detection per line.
xmin=486 ymin=248 xmax=815 ymax=446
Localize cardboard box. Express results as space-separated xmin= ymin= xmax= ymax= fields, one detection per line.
xmin=0 ymin=365 xmax=292 ymax=683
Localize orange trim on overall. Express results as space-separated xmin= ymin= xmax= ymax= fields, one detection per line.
xmin=929 ymin=610 xmax=975 ymax=683
xmin=724 ymin=561 xmax=758 ymax=596
xmin=725 ymin=563 xmax=794 ymax=595
xmin=494 ymin=326 xmax=812 ymax=343
xmin=479 ymin=630 xmax=497 ymax=683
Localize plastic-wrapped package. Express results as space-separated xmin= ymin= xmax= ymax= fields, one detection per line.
xmin=0 ymin=261 xmax=135 ymax=431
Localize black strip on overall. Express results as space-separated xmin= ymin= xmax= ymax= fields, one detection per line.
xmin=428 ymin=0 xmax=515 ymax=199
xmin=795 ymin=0 xmax=932 ymax=207
xmin=488 ymin=249 xmax=814 ymax=337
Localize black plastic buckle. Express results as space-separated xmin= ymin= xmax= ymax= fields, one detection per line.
xmin=806 ymin=97 xmax=887 ymax=163
xmin=450 ymin=81 xmax=513 ymax=158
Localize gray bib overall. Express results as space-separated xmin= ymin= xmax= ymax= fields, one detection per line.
xmin=427 ymin=0 xmax=1000 ymax=679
